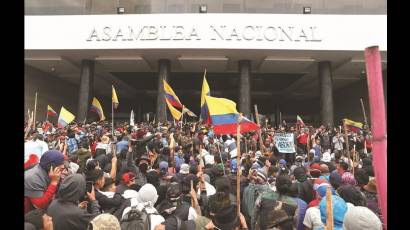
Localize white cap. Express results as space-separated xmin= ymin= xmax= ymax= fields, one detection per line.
xmin=321 ymin=152 xmax=331 ymax=162
xmin=230 ymin=148 xmax=237 ymax=159
xmin=204 ymin=154 xmax=215 ymax=165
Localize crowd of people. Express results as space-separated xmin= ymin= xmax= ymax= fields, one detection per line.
xmin=24 ymin=120 xmax=383 ymax=230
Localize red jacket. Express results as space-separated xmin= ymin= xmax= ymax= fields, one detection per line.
xmin=24 ymin=183 xmax=57 ymax=214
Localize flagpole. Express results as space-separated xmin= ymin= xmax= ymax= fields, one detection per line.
xmin=45 ymin=105 xmax=49 ymax=122
xmin=254 ymin=104 xmax=264 ymax=153
xmin=33 ymin=92 xmax=38 ymax=129
xmin=216 ymin=144 xmax=226 ymax=175
xmin=360 ymin=98 xmax=368 ymax=127
xmin=111 ymin=100 xmax=114 ymax=136
xmin=279 ymin=111 xmax=282 ymax=127
xmin=236 ymin=114 xmax=242 ymax=216
xmin=181 ymin=105 xmax=184 ymax=125
xmin=343 ymin=120 xmax=352 ymax=169
xmin=326 ymin=186 xmax=334 ymax=230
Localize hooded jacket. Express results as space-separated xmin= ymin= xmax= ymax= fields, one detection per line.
xmin=47 ymin=174 xmax=101 ymax=230
xmin=75 ymin=148 xmax=91 ymax=173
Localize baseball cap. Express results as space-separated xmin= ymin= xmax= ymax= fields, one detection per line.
xmin=279 ymin=159 xmax=286 ymax=165
xmin=122 ymin=172 xmax=136 ymax=183
xmin=159 ymin=161 xmax=169 ymax=170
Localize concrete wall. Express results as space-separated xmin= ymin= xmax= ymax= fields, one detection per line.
xmin=24 ymin=65 xmax=138 ymax=124
xmin=333 ymin=70 xmax=387 ymax=126
xmin=25 ymin=65 xmax=79 ymax=123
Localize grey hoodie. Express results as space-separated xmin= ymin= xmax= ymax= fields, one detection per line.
xmin=47 ymin=174 xmax=101 ymax=230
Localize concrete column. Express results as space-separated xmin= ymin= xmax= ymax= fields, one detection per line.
xmin=239 ymin=60 xmax=251 ymax=118
xmin=156 ymin=59 xmax=170 ymax=123
xmin=77 ymin=60 xmax=94 ymax=122
xmin=318 ymin=61 xmax=334 ymax=128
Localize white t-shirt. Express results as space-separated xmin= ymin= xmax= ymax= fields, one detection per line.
xmin=24 ymin=140 xmax=49 ymax=162
xmin=187 ymin=206 xmax=198 ymax=221
xmin=303 ymin=207 xmax=324 ymax=229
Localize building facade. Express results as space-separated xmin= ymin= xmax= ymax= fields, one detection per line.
xmin=25 ymin=0 xmax=387 ymax=127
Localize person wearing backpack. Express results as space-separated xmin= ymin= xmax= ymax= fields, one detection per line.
xmin=156 ymin=182 xmax=198 ymax=221
xmin=121 ymin=183 xmax=164 ymax=230
xmin=252 ymin=175 xmax=299 ymax=230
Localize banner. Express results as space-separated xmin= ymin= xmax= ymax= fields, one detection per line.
xmin=274 ymin=133 xmax=296 ymax=153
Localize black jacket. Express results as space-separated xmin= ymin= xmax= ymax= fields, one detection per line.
xmin=47 ymin=174 xmax=101 ymax=230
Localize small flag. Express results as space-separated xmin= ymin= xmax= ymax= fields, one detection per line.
xmin=58 ymin=106 xmax=75 ymax=128
xmin=90 ymin=97 xmax=105 ymax=121
xmin=112 ymin=85 xmax=119 ymax=109
xmin=182 ymin=105 xmax=197 ymax=117
xmin=165 ymin=100 xmax=182 ymax=120
xmin=297 ymin=115 xmax=305 ymax=126
xmin=47 ymin=105 xmax=57 ymax=117
xmin=130 ymin=110 xmax=135 ymax=126
xmin=343 ymin=118 xmax=363 ymax=133
xmin=205 ymin=95 xmax=260 ymax=135
xmin=163 ymin=80 xmax=183 ymax=109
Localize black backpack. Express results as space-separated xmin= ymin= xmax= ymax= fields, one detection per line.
xmin=120 ymin=206 xmax=151 ymax=230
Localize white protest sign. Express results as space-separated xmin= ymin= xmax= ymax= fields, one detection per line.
xmin=274 ymin=133 xmax=296 ymax=153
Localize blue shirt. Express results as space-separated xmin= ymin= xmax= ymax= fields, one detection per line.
xmin=174 ymin=155 xmax=185 ymax=171
xmin=116 ymin=140 xmax=129 ymax=153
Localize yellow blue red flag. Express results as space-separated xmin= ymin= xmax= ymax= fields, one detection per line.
xmin=90 ymin=97 xmax=105 ymax=121
xmin=163 ymin=80 xmax=183 ymax=109
xmin=58 ymin=106 xmax=75 ymax=128
xmin=343 ymin=118 xmax=363 ymax=133
xmin=205 ymin=96 xmax=259 ymax=135
xmin=165 ymin=100 xmax=182 ymax=120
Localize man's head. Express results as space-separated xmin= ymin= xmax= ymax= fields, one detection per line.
xmin=39 ymin=150 xmax=65 ymax=172
xmin=338 ymin=161 xmax=349 ymax=172
xmin=86 ymin=169 xmax=105 ymax=190
xmin=309 ymin=163 xmax=322 ymax=178
xmin=136 ymin=155 xmax=150 ymax=173
xmin=102 ymin=177 xmax=116 ymax=193
xmin=276 ymin=175 xmax=293 ymax=195
xmin=354 ymin=169 xmax=369 ymax=187
xmin=122 ymin=172 xmax=136 ymax=187
xmin=166 ymin=182 xmax=182 ymax=202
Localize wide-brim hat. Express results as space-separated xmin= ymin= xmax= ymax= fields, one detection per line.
xmin=363 ymin=179 xmax=377 ymax=193
xmin=213 ymin=204 xmax=240 ymax=230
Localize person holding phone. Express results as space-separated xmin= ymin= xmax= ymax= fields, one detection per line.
xmin=47 ymin=173 xmax=101 ymax=230
xmin=24 ymin=150 xmax=65 ymax=214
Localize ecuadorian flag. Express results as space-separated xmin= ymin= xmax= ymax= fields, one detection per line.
xmin=163 ymin=80 xmax=183 ymax=109
xmin=205 ymin=95 xmax=259 ymax=135
xmin=58 ymin=106 xmax=75 ymax=128
xmin=200 ymin=72 xmax=211 ymax=124
xmin=343 ymin=118 xmax=363 ymax=133
xmin=47 ymin=105 xmax=57 ymax=117
xmin=166 ymin=100 xmax=182 ymax=120
xmin=90 ymin=97 xmax=105 ymax=121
